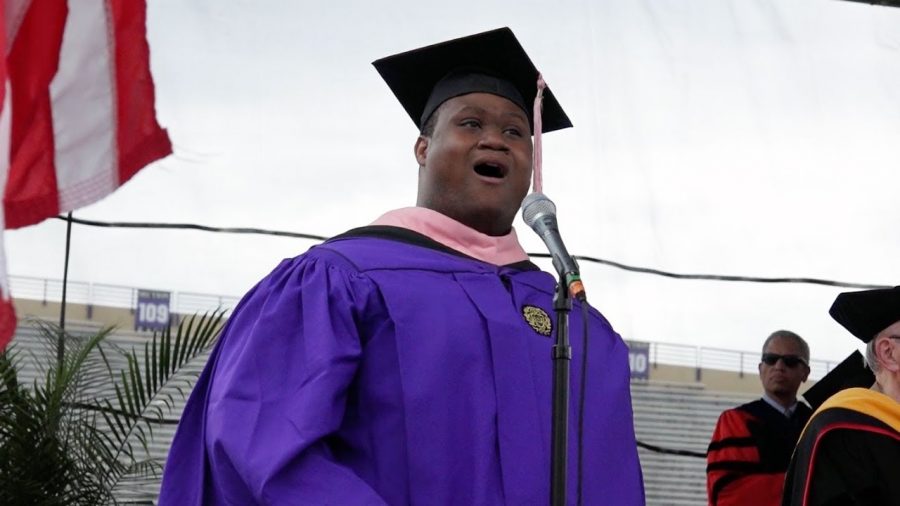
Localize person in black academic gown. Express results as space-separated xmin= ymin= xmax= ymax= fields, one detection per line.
xmin=783 ymin=286 xmax=900 ymax=506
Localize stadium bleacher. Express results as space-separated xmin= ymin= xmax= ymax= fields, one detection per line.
xmin=7 ymin=318 xmax=769 ymax=505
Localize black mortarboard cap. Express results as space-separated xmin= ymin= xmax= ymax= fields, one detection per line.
xmin=829 ymin=286 xmax=900 ymax=343
xmin=372 ymin=27 xmax=572 ymax=133
xmin=802 ymin=350 xmax=875 ymax=411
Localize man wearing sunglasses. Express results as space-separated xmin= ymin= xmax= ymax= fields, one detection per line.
xmin=783 ymin=287 xmax=900 ymax=505
xmin=707 ymin=330 xmax=813 ymax=506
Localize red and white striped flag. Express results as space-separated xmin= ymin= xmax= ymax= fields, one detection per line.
xmin=0 ymin=0 xmax=171 ymax=350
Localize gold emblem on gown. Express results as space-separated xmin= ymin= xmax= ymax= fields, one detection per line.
xmin=522 ymin=305 xmax=552 ymax=336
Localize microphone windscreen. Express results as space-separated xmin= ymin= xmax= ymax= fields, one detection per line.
xmin=521 ymin=192 xmax=557 ymax=228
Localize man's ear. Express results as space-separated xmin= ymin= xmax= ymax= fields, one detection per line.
xmin=414 ymin=136 xmax=429 ymax=167
xmin=876 ymin=337 xmax=900 ymax=373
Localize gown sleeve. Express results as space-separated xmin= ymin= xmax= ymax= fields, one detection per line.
xmin=706 ymin=409 xmax=782 ymax=506
xmin=159 ymin=250 xmax=390 ymax=505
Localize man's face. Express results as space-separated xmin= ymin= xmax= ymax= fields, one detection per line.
xmin=758 ymin=336 xmax=810 ymax=401
xmin=414 ymin=92 xmax=533 ymax=236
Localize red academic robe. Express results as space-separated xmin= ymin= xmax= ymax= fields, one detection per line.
xmin=707 ymin=399 xmax=811 ymax=505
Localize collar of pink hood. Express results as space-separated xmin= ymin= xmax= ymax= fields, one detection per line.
xmin=371 ymin=207 xmax=529 ymax=266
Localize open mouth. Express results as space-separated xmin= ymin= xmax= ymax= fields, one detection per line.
xmin=474 ymin=163 xmax=505 ymax=179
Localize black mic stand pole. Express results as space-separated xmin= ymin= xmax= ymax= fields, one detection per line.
xmin=549 ymin=274 xmax=572 ymax=506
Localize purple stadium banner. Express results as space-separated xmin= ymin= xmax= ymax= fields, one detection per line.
xmin=627 ymin=340 xmax=650 ymax=380
xmin=135 ymin=289 xmax=171 ymax=331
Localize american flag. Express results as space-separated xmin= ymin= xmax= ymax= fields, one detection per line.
xmin=0 ymin=0 xmax=171 ymax=349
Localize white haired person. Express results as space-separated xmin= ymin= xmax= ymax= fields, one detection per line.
xmin=783 ymin=286 xmax=900 ymax=506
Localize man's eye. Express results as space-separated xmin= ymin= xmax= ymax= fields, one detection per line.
xmin=504 ymin=127 xmax=523 ymax=137
xmin=460 ymin=119 xmax=481 ymax=128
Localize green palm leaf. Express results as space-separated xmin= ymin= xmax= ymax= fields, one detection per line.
xmin=0 ymin=323 xmax=115 ymax=505
xmin=0 ymin=311 xmax=225 ymax=505
xmin=97 ymin=310 xmax=224 ymax=492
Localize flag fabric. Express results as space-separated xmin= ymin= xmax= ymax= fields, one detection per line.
xmin=0 ymin=0 xmax=171 ymax=350
xmin=0 ymin=1 xmax=15 ymax=351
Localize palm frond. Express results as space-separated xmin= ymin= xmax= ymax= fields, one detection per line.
xmin=99 ymin=310 xmax=224 ymax=491
xmin=0 ymin=322 xmax=125 ymax=506
xmin=0 ymin=312 xmax=224 ymax=505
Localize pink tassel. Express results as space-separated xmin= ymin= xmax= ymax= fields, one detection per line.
xmin=532 ymin=74 xmax=546 ymax=194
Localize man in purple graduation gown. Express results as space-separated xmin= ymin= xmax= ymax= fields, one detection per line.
xmin=159 ymin=28 xmax=644 ymax=505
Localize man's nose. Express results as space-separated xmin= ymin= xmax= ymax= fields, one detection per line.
xmin=477 ymin=129 xmax=510 ymax=151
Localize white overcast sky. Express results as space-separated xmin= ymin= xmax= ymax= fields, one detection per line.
xmin=7 ymin=0 xmax=900 ymax=362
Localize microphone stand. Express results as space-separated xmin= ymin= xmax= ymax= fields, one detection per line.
xmin=549 ymin=274 xmax=572 ymax=506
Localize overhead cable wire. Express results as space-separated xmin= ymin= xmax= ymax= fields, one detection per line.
xmin=635 ymin=440 xmax=706 ymax=458
xmin=56 ymin=215 xmax=890 ymax=290
xmin=529 ymin=253 xmax=889 ymax=290
xmin=57 ymin=215 xmax=329 ymax=241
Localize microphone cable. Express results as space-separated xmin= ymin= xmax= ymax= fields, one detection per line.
xmin=576 ymin=299 xmax=589 ymax=506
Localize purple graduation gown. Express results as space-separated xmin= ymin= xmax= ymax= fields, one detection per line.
xmin=159 ymin=227 xmax=644 ymax=505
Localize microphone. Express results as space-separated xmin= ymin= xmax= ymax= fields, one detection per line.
xmin=521 ymin=192 xmax=586 ymax=301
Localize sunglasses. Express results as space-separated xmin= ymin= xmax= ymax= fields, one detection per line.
xmin=761 ymin=353 xmax=808 ymax=368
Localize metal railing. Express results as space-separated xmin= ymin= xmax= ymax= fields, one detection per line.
xmin=9 ymin=275 xmax=240 ymax=317
xmin=646 ymin=341 xmax=835 ymax=381
xmin=9 ymin=273 xmax=836 ymax=379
